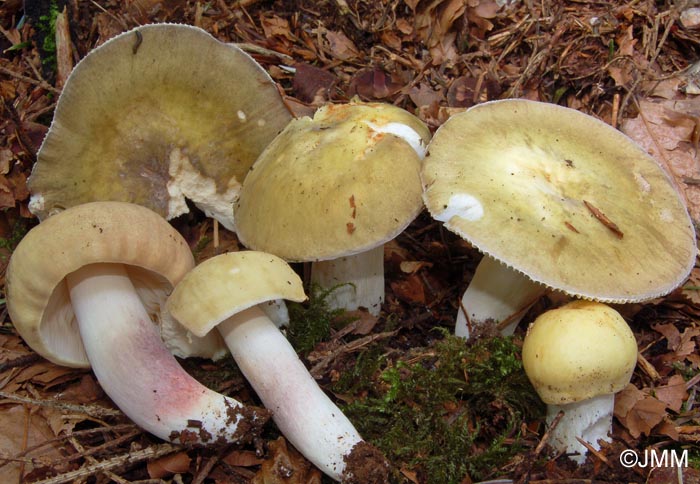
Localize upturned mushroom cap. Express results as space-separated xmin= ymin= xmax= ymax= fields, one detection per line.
xmin=165 ymin=251 xmax=307 ymax=338
xmin=521 ymin=301 xmax=638 ymax=405
xmin=421 ymin=99 xmax=697 ymax=302
xmin=6 ymin=201 xmax=195 ymax=368
xmin=234 ymin=101 xmax=431 ymax=262
xmin=28 ymin=23 xmax=292 ymax=230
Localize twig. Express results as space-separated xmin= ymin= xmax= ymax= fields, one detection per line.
xmin=575 ymin=437 xmax=610 ymax=466
xmin=309 ymin=331 xmax=397 ymax=378
xmin=534 ymin=410 xmax=564 ymax=456
xmin=29 ymin=443 xmax=180 ymax=484
xmin=0 ymin=391 xmax=122 ymax=418
xmin=67 ymin=436 xmax=130 ymax=484
xmin=0 ymin=353 xmax=41 ymax=373
xmin=636 ymin=351 xmax=661 ymax=382
xmin=235 ymin=42 xmax=294 ymax=62
xmin=0 ymin=66 xmax=60 ymax=94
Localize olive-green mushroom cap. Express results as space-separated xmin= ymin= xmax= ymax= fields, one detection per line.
xmin=421 ymin=99 xmax=697 ymax=302
xmin=28 ymin=23 xmax=292 ymax=231
xmin=522 ymin=301 xmax=638 ymax=404
xmin=165 ymin=251 xmax=307 ymax=338
xmin=234 ymin=102 xmax=431 ymax=262
xmin=6 ymin=202 xmax=195 ymax=368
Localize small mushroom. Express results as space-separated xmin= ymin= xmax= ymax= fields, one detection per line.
xmin=521 ymin=301 xmax=638 ymax=463
xmin=28 ymin=23 xmax=292 ymax=230
xmin=6 ymin=202 xmax=268 ymax=445
xmin=164 ymin=251 xmax=389 ymax=482
xmin=421 ymin=99 xmax=697 ymax=338
xmin=234 ymin=101 xmax=430 ymax=315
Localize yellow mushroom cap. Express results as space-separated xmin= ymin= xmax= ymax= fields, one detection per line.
xmin=234 ymin=101 xmax=431 ymax=262
xmin=6 ymin=202 xmax=195 ymax=368
xmin=28 ymin=23 xmax=292 ymax=230
xmin=422 ymin=99 xmax=697 ymax=302
xmin=165 ymin=251 xmax=307 ymax=338
xmin=521 ymin=301 xmax=638 ymax=405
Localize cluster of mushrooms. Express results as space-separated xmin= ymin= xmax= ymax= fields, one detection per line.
xmin=6 ymin=22 xmax=697 ymax=480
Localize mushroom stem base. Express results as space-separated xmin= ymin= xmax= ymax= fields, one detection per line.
xmin=217 ymin=304 xmax=366 ymax=481
xmin=310 ymin=245 xmax=384 ymax=316
xmin=546 ymin=393 xmax=614 ymax=464
xmin=66 ymin=263 xmax=264 ymax=445
xmin=456 ymin=255 xmax=545 ymax=338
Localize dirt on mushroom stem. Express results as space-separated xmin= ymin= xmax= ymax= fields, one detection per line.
xmin=342 ymin=440 xmax=390 ymax=484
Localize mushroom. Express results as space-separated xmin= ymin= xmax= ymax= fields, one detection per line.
xmin=234 ymin=101 xmax=430 ymax=315
xmin=164 ymin=250 xmax=389 ymax=482
xmin=521 ymin=300 xmax=638 ymax=463
xmin=421 ymin=99 xmax=697 ymax=338
xmin=6 ymin=202 xmax=268 ymax=445
xmin=28 ymin=23 xmax=292 ymax=231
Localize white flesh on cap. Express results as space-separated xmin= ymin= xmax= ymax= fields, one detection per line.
xmin=217 ymin=304 xmax=362 ymax=481
xmin=310 ymin=245 xmax=384 ymax=316
xmin=455 ymin=256 xmax=546 ymax=338
xmin=545 ymin=393 xmax=614 ymax=464
xmin=66 ymin=263 xmax=252 ymax=444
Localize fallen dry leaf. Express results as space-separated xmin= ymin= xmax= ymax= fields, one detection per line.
xmin=0 ymin=405 xmax=64 ymax=483
xmin=614 ymin=384 xmax=667 ymax=438
xmin=621 ymin=98 xmax=700 ymax=222
xmin=325 ymin=30 xmax=360 ymax=61
xmin=223 ymin=449 xmax=264 ymax=467
xmin=252 ymin=437 xmax=322 ymax=484
xmin=654 ymin=374 xmax=688 ymax=413
xmin=292 ymin=63 xmax=337 ymax=104
xmin=390 ymin=273 xmax=426 ymax=305
xmin=347 ymin=66 xmax=403 ymax=100
xmin=147 ymin=450 xmax=191 ymax=478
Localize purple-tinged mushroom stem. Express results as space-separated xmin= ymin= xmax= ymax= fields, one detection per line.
xmin=217 ymin=304 xmax=365 ymax=481
xmin=66 ymin=263 xmax=263 ymax=445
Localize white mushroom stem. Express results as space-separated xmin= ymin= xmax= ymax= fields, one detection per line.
xmin=545 ymin=394 xmax=615 ymax=464
xmin=66 ymin=263 xmax=263 ymax=445
xmin=310 ymin=245 xmax=384 ymax=316
xmin=455 ymin=256 xmax=546 ymax=338
xmin=217 ymin=304 xmax=363 ymax=481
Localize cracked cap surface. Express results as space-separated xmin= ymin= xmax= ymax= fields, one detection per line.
xmin=28 ymin=23 xmax=292 ymax=230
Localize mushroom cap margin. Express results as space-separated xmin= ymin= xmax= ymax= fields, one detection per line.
xmin=234 ymin=102 xmax=430 ymax=262
xmin=6 ymin=201 xmax=195 ymax=368
xmin=165 ymin=251 xmax=307 ymax=338
xmin=28 ymin=23 xmax=292 ymax=230
xmin=421 ymin=98 xmax=697 ymax=303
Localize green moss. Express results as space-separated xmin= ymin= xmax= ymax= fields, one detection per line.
xmin=191 ymin=235 xmax=212 ymax=259
xmin=286 ymin=283 xmax=355 ymax=355
xmin=688 ymin=446 xmax=700 ymax=470
xmin=0 ymin=217 xmax=29 ymax=252
xmin=335 ymin=333 xmax=544 ymax=483
xmin=37 ymin=0 xmax=60 ymax=70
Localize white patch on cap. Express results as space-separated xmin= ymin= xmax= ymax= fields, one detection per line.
xmin=28 ymin=193 xmax=46 ymax=215
xmin=237 ymin=110 xmax=247 ymax=122
xmin=365 ymin=121 xmax=427 ymax=159
xmin=634 ymin=172 xmax=651 ymax=193
xmin=167 ymin=148 xmax=240 ymax=231
xmin=434 ymin=193 xmax=484 ymax=222
xmin=659 ymin=208 xmax=674 ymax=223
